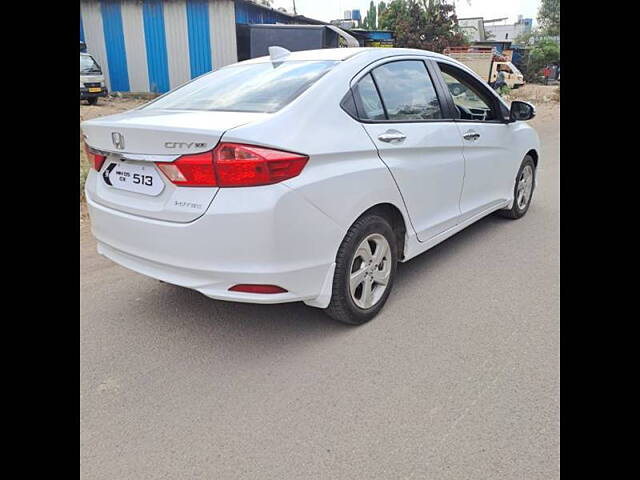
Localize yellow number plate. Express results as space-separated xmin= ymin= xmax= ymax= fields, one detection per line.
xmin=88 ymin=87 xmax=101 ymax=93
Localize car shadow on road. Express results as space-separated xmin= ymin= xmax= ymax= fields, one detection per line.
xmin=148 ymin=280 xmax=350 ymax=347
xmin=395 ymin=213 xmax=508 ymax=288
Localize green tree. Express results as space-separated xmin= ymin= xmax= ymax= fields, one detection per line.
xmin=514 ymin=30 xmax=535 ymax=46
xmin=392 ymin=0 xmax=467 ymax=52
xmin=361 ymin=1 xmax=377 ymax=30
xmin=371 ymin=1 xmax=378 ymax=29
xmin=378 ymin=0 xmax=406 ymax=31
xmin=537 ymin=0 xmax=560 ymax=36
xmin=524 ymin=38 xmax=560 ymax=82
xmin=378 ymin=1 xmax=387 ymax=24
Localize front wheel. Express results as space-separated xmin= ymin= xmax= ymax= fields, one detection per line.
xmin=325 ymin=214 xmax=397 ymax=325
xmin=498 ymin=155 xmax=536 ymax=219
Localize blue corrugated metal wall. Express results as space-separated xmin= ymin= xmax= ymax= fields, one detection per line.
xmin=80 ymin=11 xmax=85 ymax=42
xmin=234 ymin=0 xmax=292 ymax=24
xmin=142 ymin=0 xmax=170 ymax=93
xmin=100 ymin=0 xmax=130 ymax=91
xmin=82 ymin=0 xmax=306 ymax=92
xmin=186 ymin=0 xmax=212 ymax=77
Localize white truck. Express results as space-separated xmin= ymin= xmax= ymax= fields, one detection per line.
xmin=80 ymin=48 xmax=108 ymax=105
xmin=444 ymin=47 xmax=525 ymax=89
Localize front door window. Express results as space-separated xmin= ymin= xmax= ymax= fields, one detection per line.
xmin=438 ymin=64 xmax=499 ymax=122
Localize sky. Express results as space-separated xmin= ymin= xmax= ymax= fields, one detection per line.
xmin=270 ymin=0 xmax=541 ymax=26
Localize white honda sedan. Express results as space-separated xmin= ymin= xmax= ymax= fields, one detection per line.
xmin=82 ymin=47 xmax=539 ymax=325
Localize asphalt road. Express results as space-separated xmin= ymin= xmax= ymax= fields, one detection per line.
xmin=80 ymin=105 xmax=559 ymax=480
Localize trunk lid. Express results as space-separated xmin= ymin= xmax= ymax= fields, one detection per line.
xmin=82 ymin=109 xmax=267 ymax=222
xmin=82 ymin=109 xmax=266 ymax=155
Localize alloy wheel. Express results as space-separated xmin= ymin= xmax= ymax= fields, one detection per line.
xmin=349 ymin=233 xmax=392 ymax=309
xmin=516 ymin=164 xmax=534 ymax=210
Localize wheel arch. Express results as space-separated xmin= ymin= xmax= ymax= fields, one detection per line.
xmin=353 ymin=202 xmax=408 ymax=261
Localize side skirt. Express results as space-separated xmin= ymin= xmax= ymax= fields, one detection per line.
xmin=402 ymin=200 xmax=510 ymax=262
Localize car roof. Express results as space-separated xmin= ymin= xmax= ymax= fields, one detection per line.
xmin=236 ymin=47 xmax=452 ymax=65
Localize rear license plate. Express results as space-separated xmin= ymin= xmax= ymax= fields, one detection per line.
xmin=103 ymin=161 xmax=165 ymax=196
xmin=88 ymin=87 xmax=101 ymax=93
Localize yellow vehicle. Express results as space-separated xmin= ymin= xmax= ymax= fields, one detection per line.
xmin=444 ymin=47 xmax=525 ymax=89
xmin=490 ymin=61 xmax=525 ymax=89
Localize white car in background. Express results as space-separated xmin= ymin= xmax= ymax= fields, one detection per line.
xmin=82 ymin=47 xmax=539 ymax=325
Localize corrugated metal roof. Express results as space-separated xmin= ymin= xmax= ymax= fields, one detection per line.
xmin=234 ymin=0 xmax=325 ymax=25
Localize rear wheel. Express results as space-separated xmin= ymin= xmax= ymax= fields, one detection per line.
xmin=498 ymin=155 xmax=536 ymax=219
xmin=325 ymin=214 xmax=397 ymax=325
xmin=87 ymin=97 xmax=98 ymax=105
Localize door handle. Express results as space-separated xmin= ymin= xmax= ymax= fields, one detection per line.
xmin=463 ymin=131 xmax=480 ymax=141
xmin=378 ymin=129 xmax=406 ymax=143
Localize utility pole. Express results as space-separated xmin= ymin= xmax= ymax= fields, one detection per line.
xmin=292 ymin=0 xmax=297 ymax=15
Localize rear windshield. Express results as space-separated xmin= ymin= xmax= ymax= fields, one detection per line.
xmin=80 ymin=54 xmax=101 ymax=74
xmin=143 ymin=60 xmax=338 ymax=113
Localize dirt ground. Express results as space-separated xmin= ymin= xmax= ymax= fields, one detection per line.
xmin=79 ymin=86 xmax=559 ymax=222
xmin=80 ymin=96 xmax=150 ymax=122
xmin=504 ymin=83 xmax=560 ymax=104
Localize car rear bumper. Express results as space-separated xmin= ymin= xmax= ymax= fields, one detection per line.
xmin=85 ymin=182 xmax=344 ymax=307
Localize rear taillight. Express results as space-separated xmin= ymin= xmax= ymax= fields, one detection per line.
xmin=84 ymin=141 xmax=106 ymax=171
xmin=156 ymin=152 xmax=216 ymax=187
xmin=155 ymin=143 xmax=308 ymax=188
xmin=214 ymin=143 xmax=308 ymax=187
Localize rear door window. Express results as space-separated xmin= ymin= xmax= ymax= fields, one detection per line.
xmin=371 ymin=60 xmax=443 ymax=121
xmin=354 ymin=74 xmax=386 ymax=121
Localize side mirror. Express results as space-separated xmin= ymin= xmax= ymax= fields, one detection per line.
xmin=509 ymin=101 xmax=536 ymax=122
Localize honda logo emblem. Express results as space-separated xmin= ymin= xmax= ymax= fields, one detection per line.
xmin=111 ymin=132 xmax=124 ymax=150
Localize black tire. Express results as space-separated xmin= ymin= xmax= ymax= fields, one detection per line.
xmin=325 ymin=213 xmax=398 ymax=325
xmin=87 ymin=97 xmax=98 ymax=105
xmin=497 ymin=155 xmax=536 ymax=219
